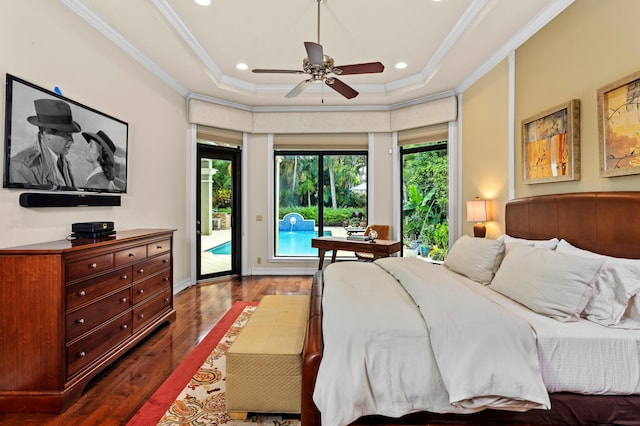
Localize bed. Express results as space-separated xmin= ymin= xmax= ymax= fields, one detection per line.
xmin=301 ymin=191 xmax=640 ymax=425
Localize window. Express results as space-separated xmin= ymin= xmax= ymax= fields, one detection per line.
xmin=274 ymin=151 xmax=367 ymax=257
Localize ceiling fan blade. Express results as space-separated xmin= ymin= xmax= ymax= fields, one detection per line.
xmin=326 ymin=77 xmax=359 ymax=99
xmin=285 ymin=79 xmax=312 ymax=98
xmin=252 ymin=69 xmax=306 ymax=74
xmin=333 ymin=62 xmax=385 ymax=75
xmin=304 ymin=41 xmax=324 ymax=66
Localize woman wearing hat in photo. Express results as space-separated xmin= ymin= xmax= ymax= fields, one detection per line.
xmin=10 ymin=98 xmax=81 ymax=188
xmin=82 ymin=130 xmax=119 ymax=191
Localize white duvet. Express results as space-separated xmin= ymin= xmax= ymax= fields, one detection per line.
xmin=313 ymin=258 xmax=550 ymax=426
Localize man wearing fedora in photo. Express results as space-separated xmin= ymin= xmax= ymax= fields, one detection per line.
xmin=10 ymin=98 xmax=81 ymax=188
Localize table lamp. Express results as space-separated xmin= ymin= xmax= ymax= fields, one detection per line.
xmin=467 ymin=198 xmax=489 ymax=238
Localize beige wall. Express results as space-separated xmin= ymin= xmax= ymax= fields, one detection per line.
xmin=461 ymin=59 xmax=510 ymax=239
xmin=5 ymin=0 xmax=638 ymax=279
xmin=515 ymin=0 xmax=640 ymax=197
xmin=462 ymin=0 xmax=640 ymax=238
xmin=0 ymin=1 xmax=191 ymax=288
xmin=370 ymin=132 xmax=395 ymax=230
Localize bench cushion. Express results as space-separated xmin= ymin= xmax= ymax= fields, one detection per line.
xmin=226 ymin=295 xmax=310 ymax=413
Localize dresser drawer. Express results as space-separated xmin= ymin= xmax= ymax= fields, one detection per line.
xmin=66 ymin=253 xmax=114 ymax=282
xmin=132 ymin=253 xmax=171 ymax=281
xmin=66 ymin=267 xmax=132 ymax=311
xmin=114 ymin=245 xmax=147 ymax=267
xmin=132 ymin=272 xmax=171 ymax=305
xmin=147 ymin=239 xmax=171 ymax=257
xmin=66 ymin=288 xmax=132 ymax=342
xmin=133 ymin=289 xmax=171 ymax=332
xmin=66 ymin=312 xmax=132 ymax=378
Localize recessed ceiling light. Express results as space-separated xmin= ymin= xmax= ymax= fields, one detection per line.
xmin=395 ymin=62 xmax=408 ymax=69
xmin=194 ymin=0 xmax=211 ymax=6
xmin=236 ymin=63 xmax=248 ymax=70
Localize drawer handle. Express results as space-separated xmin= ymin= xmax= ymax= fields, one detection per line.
xmin=162 ymin=259 xmax=169 ymax=263
xmin=156 ymin=245 xmax=163 ymax=249
xmin=138 ymin=314 xmax=144 ymax=319
xmin=89 ymin=263 xmax=97 ymax=269
xmin=121 ymin=297 xmax=128 ymax=303
xmin=138 ymin=289 xmax=144 ymax=294
xmin=77 ymin=290 xmax=86 ymax=297
xmin=76 ymin=318 xmax=85 ymax=324
xmin=121 ymin=324 xmax=128 ymax=330
xmin=121 ymin=275 xmax=128 ymax=280
xmin=77 ymin=351 xmax=86 ymax=358
xmin=128 ymin=253 xmax=136 ymax=257
xmin=163 ymin=277 xmax=169 ymax=282
xmin=164 ymin=297 xmax=170 ymax=303
xmin=138 ymin=268 xmax=144 ymax=274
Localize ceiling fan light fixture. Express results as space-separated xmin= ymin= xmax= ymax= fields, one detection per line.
xmin=252 ymin=0 xmax=383 ymax=100
xmin=236 ymin=63 xmax=248 ymax=70
xmin=194 ymin=0 xmax=211 ymax=6
xmin=395 ymin=62 xmax=408 ymax=69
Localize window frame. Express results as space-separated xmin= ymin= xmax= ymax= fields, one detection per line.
xmin=273 ymin=149 xmax=368 ymax=259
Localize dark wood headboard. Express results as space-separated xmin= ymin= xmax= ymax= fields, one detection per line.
xmin=505 ymin=191 xmax=640 ymax=259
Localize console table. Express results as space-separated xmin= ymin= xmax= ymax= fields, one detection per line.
xmin=0 ymin=228 xmax=176 ymax=413
xmin=311 ymin=236 xmax=402 ymax=269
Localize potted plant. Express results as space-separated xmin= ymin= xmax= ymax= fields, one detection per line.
xmin=403 ymin=236 xmax=420 ymax=257
xmin=428 ymin=245 xmax=447 ymax=261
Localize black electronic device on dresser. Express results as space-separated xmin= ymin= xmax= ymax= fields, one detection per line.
xmin=71 ymin=221 xmax=115 ymax=239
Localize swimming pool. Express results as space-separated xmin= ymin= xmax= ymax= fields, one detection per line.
xmin=276 ymin=230 xmax=332 ymax=256
xmin=206 ymin=229 xmax=332 ymax=256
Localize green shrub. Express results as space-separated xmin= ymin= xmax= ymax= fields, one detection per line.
xmin=278 ymin=207 xmax=366 ymax=227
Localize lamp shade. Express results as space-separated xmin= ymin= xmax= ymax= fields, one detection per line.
xmin=466 ymin=199 xmax=488 ymax=222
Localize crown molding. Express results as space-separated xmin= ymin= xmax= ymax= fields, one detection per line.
xmin=60 ymin=0 xmax=189 ymax=97
xmin=63 ymin=0 xmax=573 ymax=112
xmin=456 ymin=0 xmax=574 ymax=94
xmin=152 ymin=0 xmax=223 ymax=83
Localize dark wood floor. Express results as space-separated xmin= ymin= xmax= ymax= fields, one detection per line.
xmin=0 ymin=275 xmax=313 ymax=426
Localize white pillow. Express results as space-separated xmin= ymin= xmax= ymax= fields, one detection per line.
xmin=443 ymin=235 xmax=505 ymax=284
xmin=489 ymin=244 xmax=602 ymax=322
xmin=499 ymin=234 xmax=559 ymax=250
xmin=556 ymin=239 xmax=640 ymax=327
xmin=618 ymin=296 xmax=640 ymax=329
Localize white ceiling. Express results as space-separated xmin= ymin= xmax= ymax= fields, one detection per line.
xmin=62 ymin=0 xmax=573 ymax=110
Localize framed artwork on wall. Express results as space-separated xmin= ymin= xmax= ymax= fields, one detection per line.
xmin=521 ymin=99 xmax=580 ymax=184
xmin=597 ymin=70 xmax=640 ymax=178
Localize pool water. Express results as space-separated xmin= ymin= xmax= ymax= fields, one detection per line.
xmin=206 ymin=230 xmax=332 ymax=256
xmin=208 ymin=241 xmax=232 ymax=255
xmin=277 ymin=230 xmax=332 ymax=256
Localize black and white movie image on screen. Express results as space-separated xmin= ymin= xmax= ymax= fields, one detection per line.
xmin=3 ymin=74 xmax=128 ymax=193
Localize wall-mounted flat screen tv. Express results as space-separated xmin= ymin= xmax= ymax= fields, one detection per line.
xmin=3 ymin=74 xmax=128 ymax=194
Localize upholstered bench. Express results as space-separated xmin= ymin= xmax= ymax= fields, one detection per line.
xmin=226 ymin=294 xmax=310 ymax=416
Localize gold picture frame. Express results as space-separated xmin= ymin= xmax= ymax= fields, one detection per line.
xmin=597 ymin=70 xmax=640 ymax=177
xmin=521 ymin=99 xmax=580 ymax=184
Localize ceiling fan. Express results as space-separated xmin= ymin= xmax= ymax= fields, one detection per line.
xmin=251 ymin=0 xmax=384 ymax=99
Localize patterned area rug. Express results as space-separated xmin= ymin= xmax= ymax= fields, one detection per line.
xmin=128 ymin=303 xmax=301 ymax=426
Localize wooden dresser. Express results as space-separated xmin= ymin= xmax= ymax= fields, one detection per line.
xmin=0 ymin=228 xmax=177 ymax=413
